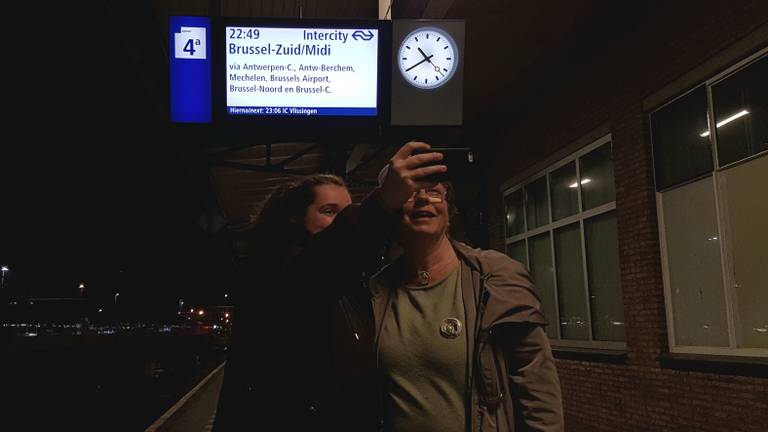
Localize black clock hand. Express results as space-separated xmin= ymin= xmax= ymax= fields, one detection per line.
xmin=405 ymin=53 xmax=434 ymax=72
xmin=417 ymin=47 xmax=444 ymax=76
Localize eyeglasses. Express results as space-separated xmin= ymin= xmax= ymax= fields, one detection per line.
xmin=406 ymin=188 xmax=446 ymax=203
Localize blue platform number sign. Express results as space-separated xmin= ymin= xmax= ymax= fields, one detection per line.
xmin=174 ymin=27 xmax=206 ymax=60
xmin=170 ymin=16 xmax=212 ymax=123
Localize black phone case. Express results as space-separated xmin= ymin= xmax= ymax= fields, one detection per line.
xmin=413 ymin=148 xmax=475 ymax=183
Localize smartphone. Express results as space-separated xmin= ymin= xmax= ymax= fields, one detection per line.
xmin=412 ymin=147 xmax=476 ymax=183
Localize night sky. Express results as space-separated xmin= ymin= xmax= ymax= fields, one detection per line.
xmin=2 ymin=3 xmax=231 ymax=317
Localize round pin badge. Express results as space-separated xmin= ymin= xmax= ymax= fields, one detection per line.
xmin=440 ymin=317 xmax=463 ymax=339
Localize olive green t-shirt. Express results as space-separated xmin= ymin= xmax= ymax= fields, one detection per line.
xmin=379 ymin=265 xmax=467 ymax=432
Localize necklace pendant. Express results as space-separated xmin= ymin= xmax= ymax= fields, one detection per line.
xmin=417 ymin=270 xmax=430 ymax=286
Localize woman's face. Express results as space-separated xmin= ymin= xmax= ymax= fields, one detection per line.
xmin=303 ymin=184 xmax=352 ymax=235
xmin=399 ymin=183 xmax=450 ymax=241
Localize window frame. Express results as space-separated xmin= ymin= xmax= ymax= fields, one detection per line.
xmin=651 ymin=47 xmax=768 ymax=358
xmin=503 ymin=133 xmax=626 ymax=351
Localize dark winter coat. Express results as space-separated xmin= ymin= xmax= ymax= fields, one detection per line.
xmin=213 ymin=192 xmax=397 ymax=432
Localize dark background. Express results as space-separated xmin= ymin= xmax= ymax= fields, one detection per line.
xmin=2 ymin=2 xmax=230 ymax=318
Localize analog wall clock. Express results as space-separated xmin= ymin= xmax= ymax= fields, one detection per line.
xmin=397 ymin=26 xmax=459 ymax=90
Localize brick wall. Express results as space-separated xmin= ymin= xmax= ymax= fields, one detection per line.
xmin=558 ymin=361 xmax=767 ymax=432
xmin=480 ymin=1 xmax=768 ymax=430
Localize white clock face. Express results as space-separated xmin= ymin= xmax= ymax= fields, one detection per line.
xmin=398 ymin=27 xmax=458 ymax=90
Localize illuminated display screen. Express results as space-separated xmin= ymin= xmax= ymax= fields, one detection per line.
xmin=224 ymin=26 xmax=379 ymax=117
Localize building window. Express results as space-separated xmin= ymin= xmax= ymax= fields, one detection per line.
xmin=651 ymin=50 xmax=767 ymax=357
xmin=503 ymin=134 xmax=625 ymax=350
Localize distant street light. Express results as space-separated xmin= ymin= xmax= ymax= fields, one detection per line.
xmin=79 ymin=283 xmax=86 ymax=297
xmin=114 ymin=293 xmax=120 ymax=305
xmin=1 ymin=266 xmax=9 ymax=292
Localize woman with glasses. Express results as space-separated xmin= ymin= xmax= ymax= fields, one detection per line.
xmin=369 ymin=178 xmax=564 ymax=432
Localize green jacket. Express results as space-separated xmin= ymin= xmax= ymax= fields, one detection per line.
xmin=370 ymin=240 xmax=564 ymax=432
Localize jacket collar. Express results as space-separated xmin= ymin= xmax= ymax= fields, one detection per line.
xmin=371 ymin=239 xmax=484 ymax=288
xmin=450 ymin=239 xmax=485 ymax=274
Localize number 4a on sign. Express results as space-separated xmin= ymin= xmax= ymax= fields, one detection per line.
xmin=174 ymin=27 xmax=207 ymax=60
